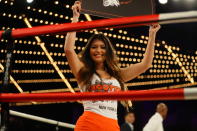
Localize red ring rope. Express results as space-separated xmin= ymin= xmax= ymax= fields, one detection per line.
xmin=0 ymin=88 xmax=187 ymax=102
xmin=0 ymin=11 xmax=196 ymax=39
xmin=10 ymin=14 xmax=159 ymax=39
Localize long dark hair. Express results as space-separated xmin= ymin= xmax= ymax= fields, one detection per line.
xmin=78 ymin=34 xmax=130 ymax=108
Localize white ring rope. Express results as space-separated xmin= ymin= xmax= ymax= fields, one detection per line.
xmin=9 ymin=110 xmax=75 ymax=129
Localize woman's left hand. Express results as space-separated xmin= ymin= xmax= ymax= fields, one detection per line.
xmin=149 ymin=24 xmax=161 ymax=33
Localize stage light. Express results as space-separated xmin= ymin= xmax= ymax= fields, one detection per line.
xmin=54 ymin=1 xmax=59 ymax=5
xmin=27 ymin=0 xmax=34 ymax=3
xmin=159 ymin=0 xmax=168 ymax=4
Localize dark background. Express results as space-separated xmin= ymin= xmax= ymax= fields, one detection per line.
xmin=8 ymin=100 xmax=197 ymax=131
xmin=0 ymin=0 xmax=197 ymax=130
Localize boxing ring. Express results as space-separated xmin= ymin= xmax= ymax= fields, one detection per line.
xmin=1 ymin=88 xmax=197 ymax=102
xmin=1 ymin=10 xmax=197 ymax=39
xmin=1 ymin=10 xmax=197 ymax=130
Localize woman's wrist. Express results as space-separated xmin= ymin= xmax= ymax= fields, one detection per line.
xmin=72 ymin=17 xmax=79 ymax=23
xmin=149 ymin=31 xmax=157 ymax=36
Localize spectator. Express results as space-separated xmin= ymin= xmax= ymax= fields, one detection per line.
xmin=121 ymin=112 xmax=135 ymax=131
xmin=143 ymin=103 xmax=168 ymax=131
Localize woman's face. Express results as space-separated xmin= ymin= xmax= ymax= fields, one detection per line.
xmin=90 ymin=40 xmax=106 ymax=64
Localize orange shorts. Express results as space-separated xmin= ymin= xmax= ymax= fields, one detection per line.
xmin=75 ymin=111 xmax=120 ymax=131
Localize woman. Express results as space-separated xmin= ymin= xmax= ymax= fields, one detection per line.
xmin=64 ymin=1 xmax=160 ymax=131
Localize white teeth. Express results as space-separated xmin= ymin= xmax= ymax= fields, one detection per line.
xmin=95 ymin=54 xmax=102 ymax=56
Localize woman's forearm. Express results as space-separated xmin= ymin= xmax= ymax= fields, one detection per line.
xmin=141 ymin=31 xmax=157 ymax=67
xmin=64 ymin=17 xmax=79 ymax=51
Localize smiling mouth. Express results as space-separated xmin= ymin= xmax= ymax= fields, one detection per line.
xmin=94 ymin=54 xmax=103 ymax=57
xmin=93 ymin=54 xmax=105 ymax=59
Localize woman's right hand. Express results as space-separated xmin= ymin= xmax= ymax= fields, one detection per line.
xmin=72 ymin=1 xmax=81 ymax=19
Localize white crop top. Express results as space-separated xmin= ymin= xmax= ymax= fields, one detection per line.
xmin=79 ymin=73 xmax=121 ymax=120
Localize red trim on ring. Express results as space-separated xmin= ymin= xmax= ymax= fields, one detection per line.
xmin=0 ymin=88 xmax=185 ymax=102
xmin=0 ymin=14 xmax=159 ymax=39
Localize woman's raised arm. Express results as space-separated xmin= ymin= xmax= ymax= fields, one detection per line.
xmin=64 ymin=1 xmax=83 ymax=78
xmin=120 ymin=24 xmax=161 ymax=82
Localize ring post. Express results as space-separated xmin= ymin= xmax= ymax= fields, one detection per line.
xmin=0 ymin=29 xmax=14 ymax=131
